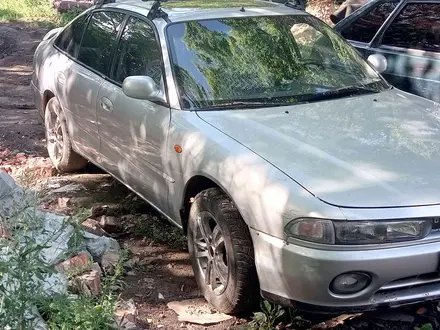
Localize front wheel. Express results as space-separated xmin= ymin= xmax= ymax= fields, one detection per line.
xmin=44 ymin=97 xmax=88 ymax=173
xmin=188 ymin=188 xmax=259 ymax=314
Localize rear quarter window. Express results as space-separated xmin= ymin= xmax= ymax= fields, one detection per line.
xmin=54 ymin=14 xmax=89 ymax=58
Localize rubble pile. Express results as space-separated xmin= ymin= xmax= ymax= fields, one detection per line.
xmin=0 ymin=147 xmax=56 ymax=181
xmin=0 ymin=171 xmax=123 ymax=329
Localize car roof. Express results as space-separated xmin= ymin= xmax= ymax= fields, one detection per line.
xmin=104 ymin=0 xmax=307 ymax=22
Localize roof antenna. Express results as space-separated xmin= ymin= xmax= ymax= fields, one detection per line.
xmin=240 ymin=5 xmax=245 ymax=12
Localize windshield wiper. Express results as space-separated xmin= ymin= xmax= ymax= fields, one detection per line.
xmin=199 ymin=101 xmax=288 ymax=110
xmin=298 ymin=85 xmax=380 ymax=103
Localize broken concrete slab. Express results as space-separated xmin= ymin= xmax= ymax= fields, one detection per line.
xmin=32 ymin=211 xmax=76 ymax=265
xmin=0 ymin=170 xmax=17 ymax=198
xmin=167 ymin=299 xmax=233 ymax=325
xmin=84 ymin=232 xmax=120 ymax=262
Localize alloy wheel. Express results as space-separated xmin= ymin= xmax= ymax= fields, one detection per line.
xmin=193 ymin=211 xmax=229 ymax=295
xmin=45 ymin=102 xmax=64 ymax=162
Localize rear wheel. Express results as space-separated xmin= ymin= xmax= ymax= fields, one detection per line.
xmin=188 ymin=188 xmax=259 ymax=314
xmin=44 ymin=98 xmax=87 ymax=173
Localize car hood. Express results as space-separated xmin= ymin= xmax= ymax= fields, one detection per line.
xmin=197 ymin=89 xmax=440 ymax=208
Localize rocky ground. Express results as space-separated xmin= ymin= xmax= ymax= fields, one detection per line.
xmin=0 ymin=21 xmax=439 ymax=330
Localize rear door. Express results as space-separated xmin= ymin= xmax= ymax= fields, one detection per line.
xmin=54 ymin=10 xmax=126 ymax=161
xmin=96 ymin=15 xmax=171 ymax=212
xmin=367 ymin=1 xmax=440 ymax=102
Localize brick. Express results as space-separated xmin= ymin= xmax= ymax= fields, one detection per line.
xmin=71 ymin=266 xmax=101 ymax=296
xmin=56 ymin=253 xmax=91 ymax=275
xmin=82 ymin=218 xmax=108 ymax=237
xmin=99 ymin=215 xmax=119 ymax=234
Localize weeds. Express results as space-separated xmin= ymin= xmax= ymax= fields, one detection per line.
xmin=0 ymin=0 xmax=81 ymax=27
xmin=247 ymin=301 xmax=286 ymax=330
xmin=132 ymin=213 xmax=187 ymax=249
xmin=247 ymin=301 xmax=310 ymax=330
xmin=0 ymin=180 xmax=125 ymax=329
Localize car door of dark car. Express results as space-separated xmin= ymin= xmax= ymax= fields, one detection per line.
xmin=337 ymin=1 xmax=399 ymax=57
xmin=367 ymin=2 xmax=440 ymax=102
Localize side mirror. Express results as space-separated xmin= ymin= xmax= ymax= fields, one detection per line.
xmin=122 ymin=76 xmax=165 ymax=102
xmin=367 ymin=54 xmax=388 ymax=74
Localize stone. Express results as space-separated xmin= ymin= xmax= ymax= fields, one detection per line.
xmin=91 ymin=204 xmax=108 ymax=218
xmin=35 ymin=211 xmax=76 ymax=265
xmin=71 ymin=268 xmax=101 ymax=296
xmin=115 ymin=318 xmax=137 ymax=330
xmin=82 ymin=218 xmax=108 ymax=237
xmin=0 ymin=223 xmax=10 ymax=239
xmin=57 ymin=197 xmax=71 ymax=209
xmin=167 ymin=299 xmax=233 ymax=325
xmin=99 ymin=215 xmax=119 ymax=234
xmin=102 ymin=250 xmax=120 ymax=275
xmin=23 ymin=157 xmax=57 ymax=179
xmin=56 ymin=253 xmax=91 ymax=275
xmin=26 ymin=307 xmax=49 ymax=330
xmin=115 ymin=299 xmax=137 ymax=323
xmin=40 ymin=272 xmax=69 ymax=298
xmin=84 ymin=232 xmax=120 ymax=262
xmin=52 ymin=183 xmax=86 ymax=194
xmin=0 ymin=171 xmax=17 ymax=198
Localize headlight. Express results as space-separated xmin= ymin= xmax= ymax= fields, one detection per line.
xmin=285 ymin=218 xmax=431 ymax=245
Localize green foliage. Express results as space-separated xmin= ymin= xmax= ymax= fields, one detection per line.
xmin=247 ymin=300 xmax=286 ymax=330
xmin=0 ymin=194 xmax=124 ymax=329
xmin=41 ymin=294 xmax=116 ymax=330
xmin=163 ymin=0 xmax=273 ymax=8
xmin=416 ymin=324 xmax=434 ymax=330
xmin=0 ymin=0 xmax=81 ymax=27
xmin=41 ymin=249 xmax=128 ymax=329
xmin=132 ymin=214 xmax=187 ymax=249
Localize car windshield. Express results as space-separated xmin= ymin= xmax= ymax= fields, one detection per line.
xmin=166 ymin=15 xmax=389 ymax=110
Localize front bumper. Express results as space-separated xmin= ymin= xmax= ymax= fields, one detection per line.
xmin=251 ymin=228 xmax=440 ymax=311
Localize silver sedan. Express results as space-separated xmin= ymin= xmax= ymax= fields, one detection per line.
xmin=31 ymin=0 xmax=440 ymax=314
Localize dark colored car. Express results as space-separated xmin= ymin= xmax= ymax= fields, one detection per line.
xmin=334 ymin=0 xmax=440 ymax=102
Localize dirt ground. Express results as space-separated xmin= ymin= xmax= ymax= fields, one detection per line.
xmin=1 ymin=21 xmax=439 ymax=330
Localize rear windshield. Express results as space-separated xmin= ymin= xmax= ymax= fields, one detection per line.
xmin=166 ymin=15 xmax=388 ymax=110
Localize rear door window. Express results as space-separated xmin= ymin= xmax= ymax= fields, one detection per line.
xmin=381 ymin=3 xmax=440 ymax=53
xmin=55 ymin=14 xmax=89 ymax=58
xmin=77 ymin=11 xmax=126 ymax=75
xmin=341 ymin=2 xmax=398 ymax=43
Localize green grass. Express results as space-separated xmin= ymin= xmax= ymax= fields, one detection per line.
xmin=163 ymin=0 xmax=274 ymax=9
xmin=0 ymin=0 xmax=80 ymax=27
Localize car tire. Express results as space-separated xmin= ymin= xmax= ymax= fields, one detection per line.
xmin=44 ymin=97 xmax=88 ymax=173
xmin=188 ymin=188 xmax=259 ymax=314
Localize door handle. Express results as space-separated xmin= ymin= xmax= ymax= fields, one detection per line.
xmin=100 ymin=97 xmax=113 ymax=113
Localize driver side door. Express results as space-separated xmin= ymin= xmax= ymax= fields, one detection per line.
xmin=96 ymin=15 xmax=171 ymax=213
